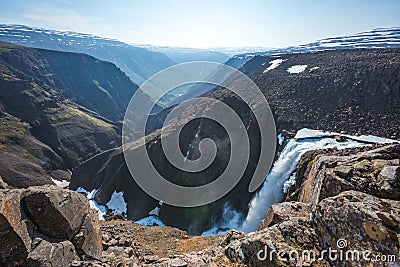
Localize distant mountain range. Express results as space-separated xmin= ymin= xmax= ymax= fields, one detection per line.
xmin=135 ymin=44 xmax=230 ymax=64
xmin=0 ymin=24 xmax=174 ymax=85
xmin=134 ymin=45 xmax=275 ymax=63
xmin=226 ymin=27 xmax=400 ymax=69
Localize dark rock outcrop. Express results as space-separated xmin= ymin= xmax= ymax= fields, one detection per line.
xmin=0 ymin=186 xmax=102 ymax=266
xmin=23 ymin=187 xmax=89 ymax=240
xmin=28 ymin=238 xmax=79 ymax=266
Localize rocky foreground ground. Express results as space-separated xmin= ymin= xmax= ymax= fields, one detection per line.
xmin=1 ymin=143 xmax=399 ymax=266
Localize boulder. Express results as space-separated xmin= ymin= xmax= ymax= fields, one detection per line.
xmin=257 ymin=202 xmax=311 ymax=230
xmin=225 ymin=218 xmax=325 ymax=267
xmin=295 ymin=144 xmax=400 ymax=206
xmin=0 ymin=175 xmax=8 ymax=189
xmin=377 ymin=165 xmax=400 ymax=199
xmin=0 ymin=189 xmax=31 ymax=264
xmin=23 ymin=186 xmax=89 ymax=239
xmin=226 ymin=190 xmax=400 ymax=267
xmin=0 ymin=186 xmax=102 ymax=266
xmin=27 ymin=238 xmax=79 ymax=266
xmin=72 ymin=208 xmax=103 ymax=260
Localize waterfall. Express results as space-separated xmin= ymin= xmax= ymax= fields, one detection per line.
xmin=240 ymin=128 xmax=396 ymax=232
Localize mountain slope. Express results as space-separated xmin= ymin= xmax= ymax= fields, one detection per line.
xmin=0 ymin=24 xmax=175 ymax=85
xmin=226 ymin=27 xmax=400 ymax=69
xmin=239 ymin=48 xmax=400 ymax=138
xmin=0 ymin=42 xmax=143 ymax=187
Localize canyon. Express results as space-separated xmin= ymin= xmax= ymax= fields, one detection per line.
xmin=0 ymin=25 xmax=399 ymax=266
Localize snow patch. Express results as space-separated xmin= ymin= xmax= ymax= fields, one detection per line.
xmin=287 ymin=65 xmax=307 ymax=74
xmin=51 ymin=177 xmax=69 ymax=187
xmin=136 ymin=216 xmax=165 ymax=226
xmin=277 ymin=133 xmax=285 ymax=145
xmin=263 ymin=59 xmax=285 ymax=73
xmin=76 ymin=187 xmax=107 ymax=220
xmin=87 ymin=189 xmax=107 ymax=220
xmin=107 ymin=191 xmax=127 ymax=214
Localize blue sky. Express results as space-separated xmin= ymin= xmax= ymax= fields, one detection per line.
xmin=1 ymin=0 xmax=399 ymax=48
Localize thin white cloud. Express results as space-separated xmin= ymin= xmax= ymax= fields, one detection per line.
xmin=22 ymin=8 xmax=112 ymax=36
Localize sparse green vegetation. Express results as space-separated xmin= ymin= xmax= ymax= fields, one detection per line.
xmin=1 ymin=73 xmax=20 ymax=81
xmin=46 ymin=105 xmax=113 ymax=129
xmin=0 ymin=113 xmax=30 ymax=141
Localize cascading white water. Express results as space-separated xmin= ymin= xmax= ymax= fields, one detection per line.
xmin=240 ymin=129 xmax=396 ymax=232
xmin=201 ymin=203 xmax=243 ymax=236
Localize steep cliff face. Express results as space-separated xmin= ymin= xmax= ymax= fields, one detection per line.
xmin=0 ymin=42 xmax=147 ymax=188
xmin=0 ymin=42 xmax=142 ymax=122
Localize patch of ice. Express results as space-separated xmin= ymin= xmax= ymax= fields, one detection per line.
xmin=136 ymin=216 xmax=165 ymax=226
xmin=50 ymin=177 xmax=69 ymax=187
xmin=344 ymin=134 xmax=397 ymax=144
xmin=295 ymin=128 xmax=332 ymax=139
xmin=309 ymin=66 xmax=320 ymax=71
xmin=277 ymin=133 xmax=285 ymax=145
xmin=295 ymin=128 xmax=398 ymax=144
xmin=263 ymin=58 xmax=285 ymax=73
xmin=287 ymin=65 xmax=308 ymax=74
xmin=76 ymin=187 xmax=107 ymax=220
xmin=107 ymin=191 xmax=127 ymax=214
xmin=87 ymin=190 xmax=107 ymax=220
xmin=76 ymin=187 xmax=88 ymax=194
